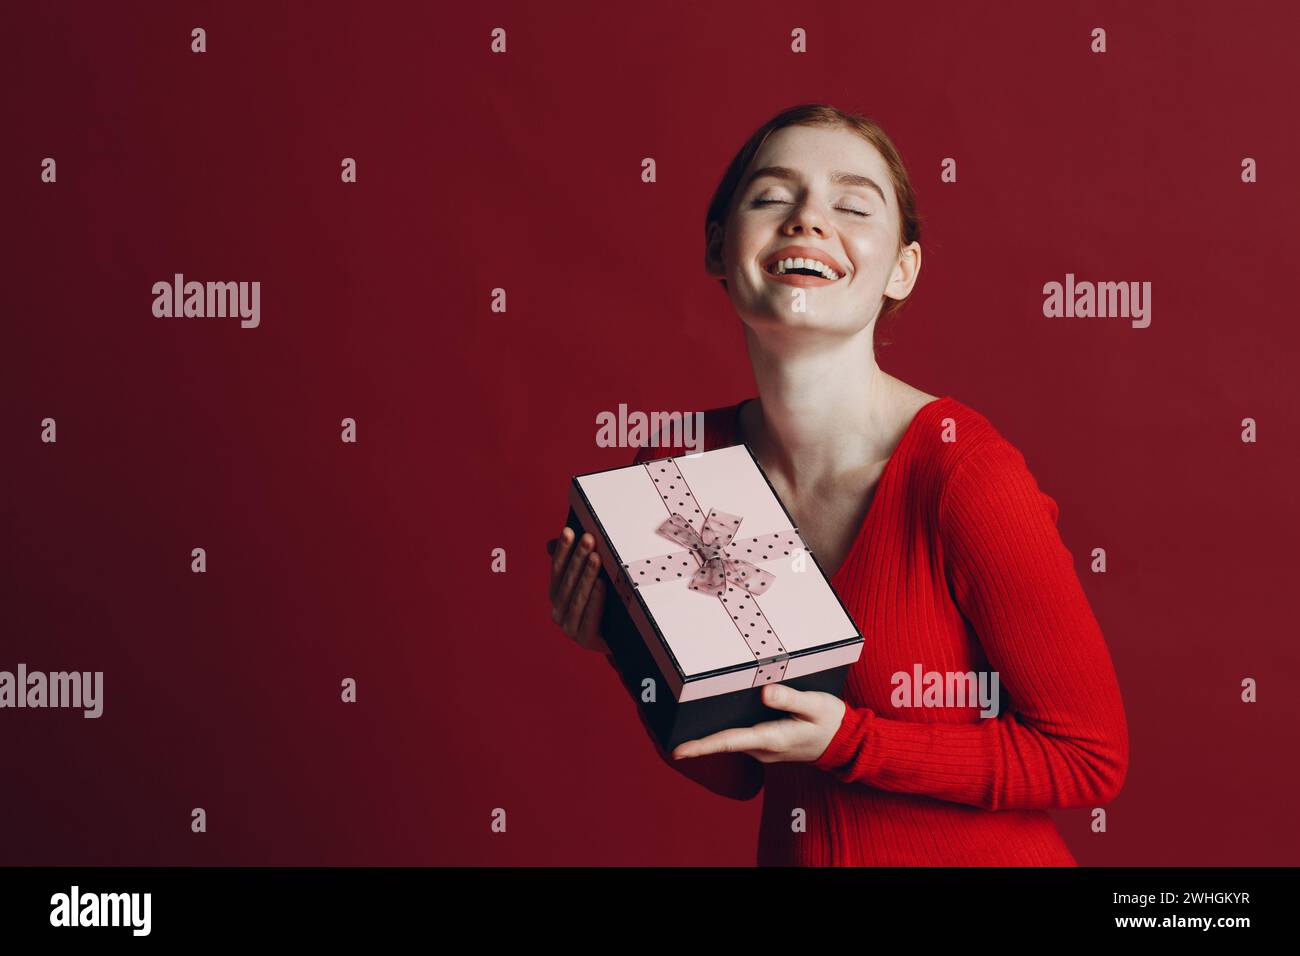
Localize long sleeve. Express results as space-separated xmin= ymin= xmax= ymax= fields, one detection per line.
xmin=812 ymin=436 xmax=1129 ymax=811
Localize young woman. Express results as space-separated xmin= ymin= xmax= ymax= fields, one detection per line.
xmin=547 ymin=104 xmax=1128 ymax=866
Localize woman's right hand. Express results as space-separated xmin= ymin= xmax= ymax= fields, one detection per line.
xmin=546 ymin=526 xmax=610 ymax=654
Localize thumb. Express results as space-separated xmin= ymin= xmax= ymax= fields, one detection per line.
xmin=762 ymin=682 xmax=817 ymax=718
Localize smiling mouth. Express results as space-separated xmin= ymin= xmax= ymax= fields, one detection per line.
xmin=763 ymin=261 xmax=844 ymax=285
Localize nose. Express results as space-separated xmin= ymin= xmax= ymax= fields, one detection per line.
xmin=782 ymin=196 xmax=830 ymax=237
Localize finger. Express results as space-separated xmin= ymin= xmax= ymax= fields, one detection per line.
xmin=672 ymin=725 xmax=773 ymax=760
xmin=554 ymin=531 xmax=594 ymax=614
xmin=562 ymin=550 xmax=602 ymax=635
xmin=760 ymin=682 xmax=820 ymax=719
xmin=549 ymin=527 xmax=575 ymax=601
xmin=576 ymin=578 xmax=610 ymax=653
xmin=549 ymin=529 xmax=573 ymax=601
xmin=566 ymin=551 xmax=603 ymax=637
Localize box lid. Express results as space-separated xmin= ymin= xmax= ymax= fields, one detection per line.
xmin=572 ymin=443 xmax=863 ymax=682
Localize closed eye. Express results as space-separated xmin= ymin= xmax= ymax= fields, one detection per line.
xmin=753 ymin=198 xmax=870 ymax=217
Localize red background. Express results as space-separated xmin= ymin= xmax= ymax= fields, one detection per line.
xmin=2 ymin=0 xmax=1297 ymax=865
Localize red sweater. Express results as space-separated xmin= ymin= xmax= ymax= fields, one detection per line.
xmin=615 ymin=394 xmax=1129 ymax=866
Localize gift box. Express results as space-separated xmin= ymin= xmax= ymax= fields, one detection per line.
xmin=567 ymin=443 xmax=863 ymax=752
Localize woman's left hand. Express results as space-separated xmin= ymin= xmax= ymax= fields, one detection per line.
xmin=672 ymin=683 xmax=847 ymax=764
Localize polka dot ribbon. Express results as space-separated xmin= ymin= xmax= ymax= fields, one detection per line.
xmin=619 ymin=458 xmax=809 ymax=666
xmin=652 ymin=510 xmax=775 ymax=598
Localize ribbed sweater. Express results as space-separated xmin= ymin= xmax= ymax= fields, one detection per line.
xmin=612 ymin=394 xmax=1129 ymax=866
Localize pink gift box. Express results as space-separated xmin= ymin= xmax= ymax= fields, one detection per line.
xmin=568 ymin=443 xmax=863 ymax=751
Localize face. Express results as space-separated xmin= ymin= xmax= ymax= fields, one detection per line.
xmin=707 ymin=124 xmax=921 ymax=336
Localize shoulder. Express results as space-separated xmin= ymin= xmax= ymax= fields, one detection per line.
xmin=927 ymin=397 xmax=1061 ymax=531
xmin=630 ymin=401 xmax=745 ymax=465
xmin=907 ymin=395 xmax=1008 ymax=472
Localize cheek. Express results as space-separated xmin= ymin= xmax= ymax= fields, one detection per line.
xmin=845 ymin=239 xmax=892 ymax=283
xmin=733 ymin=232 xmax=759 ymax=270
xmin=726 ymin=219 xmax=765 ymax=267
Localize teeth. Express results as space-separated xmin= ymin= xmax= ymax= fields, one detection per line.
xmin=770 ymin=256 xmax=840 ymax=280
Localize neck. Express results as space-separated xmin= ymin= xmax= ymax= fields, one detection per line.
xmin=740 ymin=322 xmax=904 ymax=492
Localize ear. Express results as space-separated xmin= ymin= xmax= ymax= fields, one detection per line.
xmin=704 ymin=221 xmax=727 ymax=280
xmin=883 ymin=241 xmax=921 ymax=303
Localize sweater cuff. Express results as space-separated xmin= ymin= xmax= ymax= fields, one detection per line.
xmin=813 ymin=702 xmax=868 ymax=774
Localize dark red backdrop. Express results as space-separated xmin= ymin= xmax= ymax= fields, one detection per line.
xmin=3 ymin=0 xmax=1297 ymax=865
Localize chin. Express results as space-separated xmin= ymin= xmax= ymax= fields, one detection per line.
xmin=739 ymin=305 xmax=857 ymax=336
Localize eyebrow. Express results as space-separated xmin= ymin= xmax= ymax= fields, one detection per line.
xmin=743 ymin=165 xmax=887 ymax=205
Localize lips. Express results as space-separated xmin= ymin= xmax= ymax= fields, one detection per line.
xmin=762 ymin=245 xmax=848 ymax=277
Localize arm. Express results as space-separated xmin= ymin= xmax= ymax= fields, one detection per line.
xmin=812 ymin=438 xmax=1129 ymax=811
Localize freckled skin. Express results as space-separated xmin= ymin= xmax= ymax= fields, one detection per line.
xmin=705 ymin=124 xmax=921 ymax=337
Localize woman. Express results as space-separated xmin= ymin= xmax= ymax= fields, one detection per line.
xmin=547 ymin=104 xmax=1128 ymax=866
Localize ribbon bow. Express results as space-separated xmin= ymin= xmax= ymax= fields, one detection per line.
xmin=654 ymin=509 xmax=776 ymax=598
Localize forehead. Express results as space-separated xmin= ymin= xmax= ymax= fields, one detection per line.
xmin=750 ymin=124 xmax=889 ymax=185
